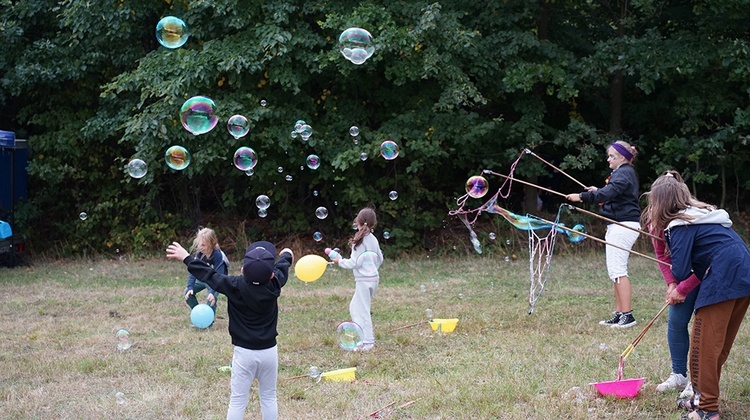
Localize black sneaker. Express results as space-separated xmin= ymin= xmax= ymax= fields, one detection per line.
xmin=612 ymin=312 xmax=637 ymax=329
xmin=599 ymin=312 xmax=621 ymax=326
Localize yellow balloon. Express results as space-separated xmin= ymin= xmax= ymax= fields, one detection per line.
xmin=295 ymin=254 xmax=328 ymax=282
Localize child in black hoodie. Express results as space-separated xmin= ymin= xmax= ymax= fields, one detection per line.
xmin=167 ymin=240 xmax=293 ymax=420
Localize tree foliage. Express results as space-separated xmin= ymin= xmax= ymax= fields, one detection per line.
xmin=1 ymin=0 xmax=749 ymax=256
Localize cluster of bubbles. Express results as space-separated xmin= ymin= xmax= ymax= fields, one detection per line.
xmin=256 ymin=195 xmax=270 ymax=218
xmin=336 ymin=321 xmax=364 ymax=350
xmin=338 ymin=28 xmax=375 ymax=65
xmin=156 ymin=16 xmax=189 ymax=49
xmin=115 ymin=329 xmax=132 ymax=351
xmin=291 ymin=120 xmax=313 ymax=142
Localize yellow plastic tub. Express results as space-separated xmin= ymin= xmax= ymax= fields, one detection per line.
xmin=428 ymin=318 xmax=459 ymax=333
xmin=321 ymin=367 xmax=357 ymax=382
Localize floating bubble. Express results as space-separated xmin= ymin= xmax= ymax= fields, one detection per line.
xmin=380 ymin=141 xmax=399 ymax=160
xmin=315 ymin=207 xmax=329 ymax=219
xmin=156 ymin=16 xmax=188 ymax=49
xmin=471 ymin=236 xmax=482 ymax=254
xmin=126 ymin=159 xmax=147 ymax=179
xmin=277 ymin=166 xmax=284 ymax=173
xmin=245 ymin=168 xmax=254 ymax=176
xmin=313 ymin=190 xmax=319 ymax=197
xmin=458 ymin=293 xmax=464 ymax=299
xmin=338 ymin=28 xmax=375 ymax=65
xmin=165 ymin=145 xmax=191 ymax=170
xmin=336 ymin=321 xmax=364 ymax=351
xmin=313 ymin=231 xmax=323 ymax=242
xmin=389 ymin=190 xmax=398 ymax=201
xmin=489 ymin=232 xmax=496 ymax=240
xmin=115 ymin=392 xmax=126 ymax=405
xmin=233 ymin=147 xmax=258 ymax=171
xmin=180 ymin=96 xmax=218 ymax=135
xmin=465 ymin=176 xmax=489 ymax=199
xmin=285 ymin=175 xmax=293 ymax=181
xmin=420 ymin=284 xmax=427 ymax=293
xmin=255 ymin=195 xmax=270 ymax=210
xmin=294 ymin=120 xmax=306 ymax=132
xmin=426 ymin=308 xmax=433 ymax=320
xmin=115 ymin=329 xmax=131 ymax=351
xmin=258 ymin=208 xmax=268 ymax=218
xmin=299 ymin=124 xmax=313 ymax=141
xmin=504 ymin=256 xmax=510 ymax=262
xmin=357 ymin=251 xmax=380 ymax=276
xmin=353 ymin=139 xmax=359 ymax=145
xmin=359 ymin=152 xmax=368 ymax=161
xmin=383 ymin=231 xmax=391 ymax=240
xmin=306 ymin=154 xmax=321 ymax=170
xmin=260 ymin=99 xmax=267 ymax=107
xmin=227 ymin=115 xmax=250 ymax=139
xmin=505 ymin=239 xmax=511 ymax=246
xmin=352 ymin=222 xmax=358 ymax=230
xmin=349 ymin=126 xmax=360 ymax=137
xmin=79 ymin=212 xmax=88 ymax=221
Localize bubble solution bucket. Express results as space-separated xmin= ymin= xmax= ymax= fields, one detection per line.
xmin=428 ymin=318 xmax=459 ymax=333
xmin=321 ymin=367 xmax=356 ymax=382
xmin=590 ymin=377 xmax=646 ymax=398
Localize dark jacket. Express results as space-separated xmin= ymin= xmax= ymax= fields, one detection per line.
xmin=666 ymin=207 xmax=750 ymax=310
xmin=183 ymin=251 xmax=292 ymax=350
xmin=186 ymin=249 xmax=228 ymax=296
xmin=579 ymin=163 xmax=640 ymax=223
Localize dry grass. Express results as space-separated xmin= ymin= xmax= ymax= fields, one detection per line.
xmin=2 ymin=249 xmax=750 ymax=419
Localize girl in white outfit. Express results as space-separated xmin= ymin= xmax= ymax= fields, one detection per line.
xmin=331 ymin=207 xmax=384 ymax=351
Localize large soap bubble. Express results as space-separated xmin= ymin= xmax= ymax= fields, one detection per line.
xmin=180 ymin=96 xmax=218 ymax=135
xmin=465 ymin=176 xmax=489 ymax=199
xmin=115 ymin=329 xmax=132 ymax=351
xmin=336 ymin=321 xmax=364 ymax=350
xmin=227 ymin=115 xmax=250 ymax=139
xmin=233 ymin=147 xmax=258 ymax=171
xmin=338 ymin=28 xmax=375 ymax=65
xmin=256 ymin=195 xmax=270 ymax=210
xmin=156 ymin=16 xmax=189 ymax=49
xmin=165 ymin=145 xmax=191 ymax=170
xmin=126 ymin=159 xmax=147 ymax=179
xmin=380 ymin=141 xmax=399 ymax=160
xmin=315 ymin=207 xmax=329 ymax=220
xmin=306 ymin=154 xmax=321 ymax=170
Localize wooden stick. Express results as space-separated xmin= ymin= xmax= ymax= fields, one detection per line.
xmin=282 ymin=374 xmax=311 ymax=380
xmin=367 ymin=401 xmax=396 ymax=418
xmin=524 ymin=148 xmax=588 ymax=189
xmin=390 ymin=321 xmax=427 ymax=332
xmin=620 ymin=302 xmax=669 ymax=360
xmin=486 ymin=170 xmax=663 ymax=242
xmin=527 ymin=214 xmax=671 ymax=267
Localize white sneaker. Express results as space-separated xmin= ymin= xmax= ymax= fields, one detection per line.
xmin=656 ymin=373 xmax=688 ymax=392
xmin=679 ymin=381 xmax=694 ymax=399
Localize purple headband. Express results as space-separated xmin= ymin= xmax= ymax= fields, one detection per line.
xmin=610 ymin=143 xmax=634 ymax=162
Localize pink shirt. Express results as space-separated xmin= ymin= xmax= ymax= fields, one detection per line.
xmin=652 ymin=229 xmax=700 ymax=296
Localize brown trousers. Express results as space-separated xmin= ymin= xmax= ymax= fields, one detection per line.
xmin=690 ymin=296 xmax=750 ymax=413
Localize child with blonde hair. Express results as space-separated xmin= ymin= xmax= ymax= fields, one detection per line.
xmin=330 ymin=207 xmax=384 ymax=351
xmin=184 ymin=227 xmax=229 ymax=315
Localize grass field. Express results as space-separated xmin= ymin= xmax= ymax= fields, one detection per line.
xmin=2 ymin=245 xmax=750 ymax=419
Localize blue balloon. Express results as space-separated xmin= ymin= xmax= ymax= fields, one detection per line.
xmin=190 ymin=304 xmax=214 ymax=329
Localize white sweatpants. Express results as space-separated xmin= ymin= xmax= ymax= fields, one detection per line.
xmin=350 ymin=279 xmax=379 ymax=345
xmin=226 ymin=345 xmax=278 ymax=420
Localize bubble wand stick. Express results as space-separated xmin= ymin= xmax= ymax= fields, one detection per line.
xmin=523 ymin=148 xmax=588 ymax=189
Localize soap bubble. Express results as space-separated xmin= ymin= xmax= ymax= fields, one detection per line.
xmin=489 ymin=232 xmax=496 ymax=240
xmin=359 ymin=152 xmax=368 ymax=161
xmin=115 ymin=329 xmax=131 ymax=351
xmin=349 ymin=126 xmax=360 ymax=137
xmin=306 ymin=154 xmax=321 ymax=170
xmin=291 ymin=131 xmax=298 ymax=139
xmin=165 ymin=145 xmax=191 ymax=170
xmin=294 ymin=120 xmax=306 ymax=132
xmin=285 ymin=175 xmax=293 ymax=181
xmin=258 ymin=208 xmax=268 ymax=218
xmin=338 ymin=28 xmax=375 ymax=65
xmin=79 ymin=212 xmax=88 ymax=221
xmin=260 ymin=99 xmax=267 ymax=107
xmin=255 ymin=195 xmax=270 ymax=210
xmin=156 ymin=16 xmax=188 ymax=49
xmin=299 ymin=124 xmax=313 ymax=141
xmin=313 ymin=231 xmax=323 ymax=242
xmin=313 ymin=190 xmax=319 ymax=197
xmin=458 ymin=293 xmax=464 ymax=299
xmin=336 ymin=321 xmax=364 ymax=350
xmin=115 ymin=392 xmax=126 ymax=405
xmin=315 ymin=207 xmax=329 ymax=219
xmin=357 ymin=251 xmax=380 ymax=276
xmin=465 ymin=176 xmax=489 ymax=199
xmin=227 ymin=115 xmax=250 ymax=139
xmin=504 ymin=256 xmax=510 ymax=262
xmin=245 ymin=168 xmax=254 ymax=176
xmin=380 ymin=141 xmax=399 ymax=160
xmin=389 ymin=190 xmax=398 ymax=201
xmin=277 ymin=166 xmax=284 ymax=173
xmin=126 ymin=159 xmax=147 ymax=179
xmin=505 ymin=239 xmax=511 ymax=245
xmin=233 ymin=147 xmax=258 ymax=171
xmin=383 ymin=231 xmax=391 ymax=240
xmin=420 ymin=284 xmax=427 ymax=293
xmin=180 ymin=96 xmax=218 ymax=135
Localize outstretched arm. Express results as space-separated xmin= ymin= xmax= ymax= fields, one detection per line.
xmin=167 ymin=242 xmax=190 ymax=261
